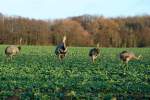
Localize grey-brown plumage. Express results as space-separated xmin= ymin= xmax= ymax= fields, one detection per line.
xmin=55 ymin=36 xmax=67 ymax=60
xmin=120 ymin=50 xmax=141 ymax=63
xmin=89 ymin=44 xmax=100 ymax=63
xmin=5 ymin=38 xmax=22 ymax=59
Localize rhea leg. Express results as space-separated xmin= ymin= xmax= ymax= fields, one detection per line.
xmin=5 ymin=55 xmax=9 ymax=62
xmin=10 ymin=55 xmax=13 ymax=60
xmin=122 ymin=58 xmax=129 ymax=75
xmin=121 ymin=59 xmax=129 ymax=74
xmin=58 ymin=54 xmax=65 ymax=61
xmin=58 ymin=54 xmax=61 ymax=60
xmin=91 ymin=56 xmax=94 ymax=63
xmin=5 ymin=55 xmax=12 ymax=62
xmin=91 ymin=55 xmax=97 ymax=63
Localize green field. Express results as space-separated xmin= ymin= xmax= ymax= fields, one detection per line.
xmin=0 ymin=45 xmax=150 ymax=100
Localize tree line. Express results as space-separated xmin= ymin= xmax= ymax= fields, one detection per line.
xmin=0 ymin=13 xmax=150 ymax=47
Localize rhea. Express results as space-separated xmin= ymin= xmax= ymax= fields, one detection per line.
xmin=5 ymin=38 xmax=22 ymax=59
xmin=89 ymin=44 xmax=100 ymax=63
xmin=55 ymin=36 xmax=68 ymax=60
xmin=119 ymin=50 xmax=141 ymax=64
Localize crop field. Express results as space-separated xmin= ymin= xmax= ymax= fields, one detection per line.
xmin=0 ymin=45 xmax=150 ymax=100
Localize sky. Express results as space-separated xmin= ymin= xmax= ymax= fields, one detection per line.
xmin=0 ymin=0 xmax=150 ymax=19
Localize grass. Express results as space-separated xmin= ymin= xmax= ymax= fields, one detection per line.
xmin=0 ymin=45 xmax=150 ymax=99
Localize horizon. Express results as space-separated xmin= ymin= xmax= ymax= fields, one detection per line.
xmin=0 ymin=0 xmax=150 ymax=20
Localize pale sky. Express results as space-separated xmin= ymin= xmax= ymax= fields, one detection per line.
xmin=0 ymin=0 xmax=150 ymax=19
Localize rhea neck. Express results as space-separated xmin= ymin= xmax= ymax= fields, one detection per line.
xmin=137 ymin=55 xmax=141 ymax=60
xmin=62 ymin=37 xmax=66 ymax=48
xmin=18 ymin=38 xmax=22 ymax=51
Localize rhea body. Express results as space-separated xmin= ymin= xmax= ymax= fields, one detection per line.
xmin=89 ymin=44 xmax=100 ymax=63
xmin=5 ymin=38 xmax=22 ymax=59
xmin=55 ymin=36 xmax=68 ymax=60
xmin=120 ymin=51 xmax=141 ymax=63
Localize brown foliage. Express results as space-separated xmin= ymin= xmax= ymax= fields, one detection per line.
xmin=0 ymin=13 xmax=150 ymax=47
